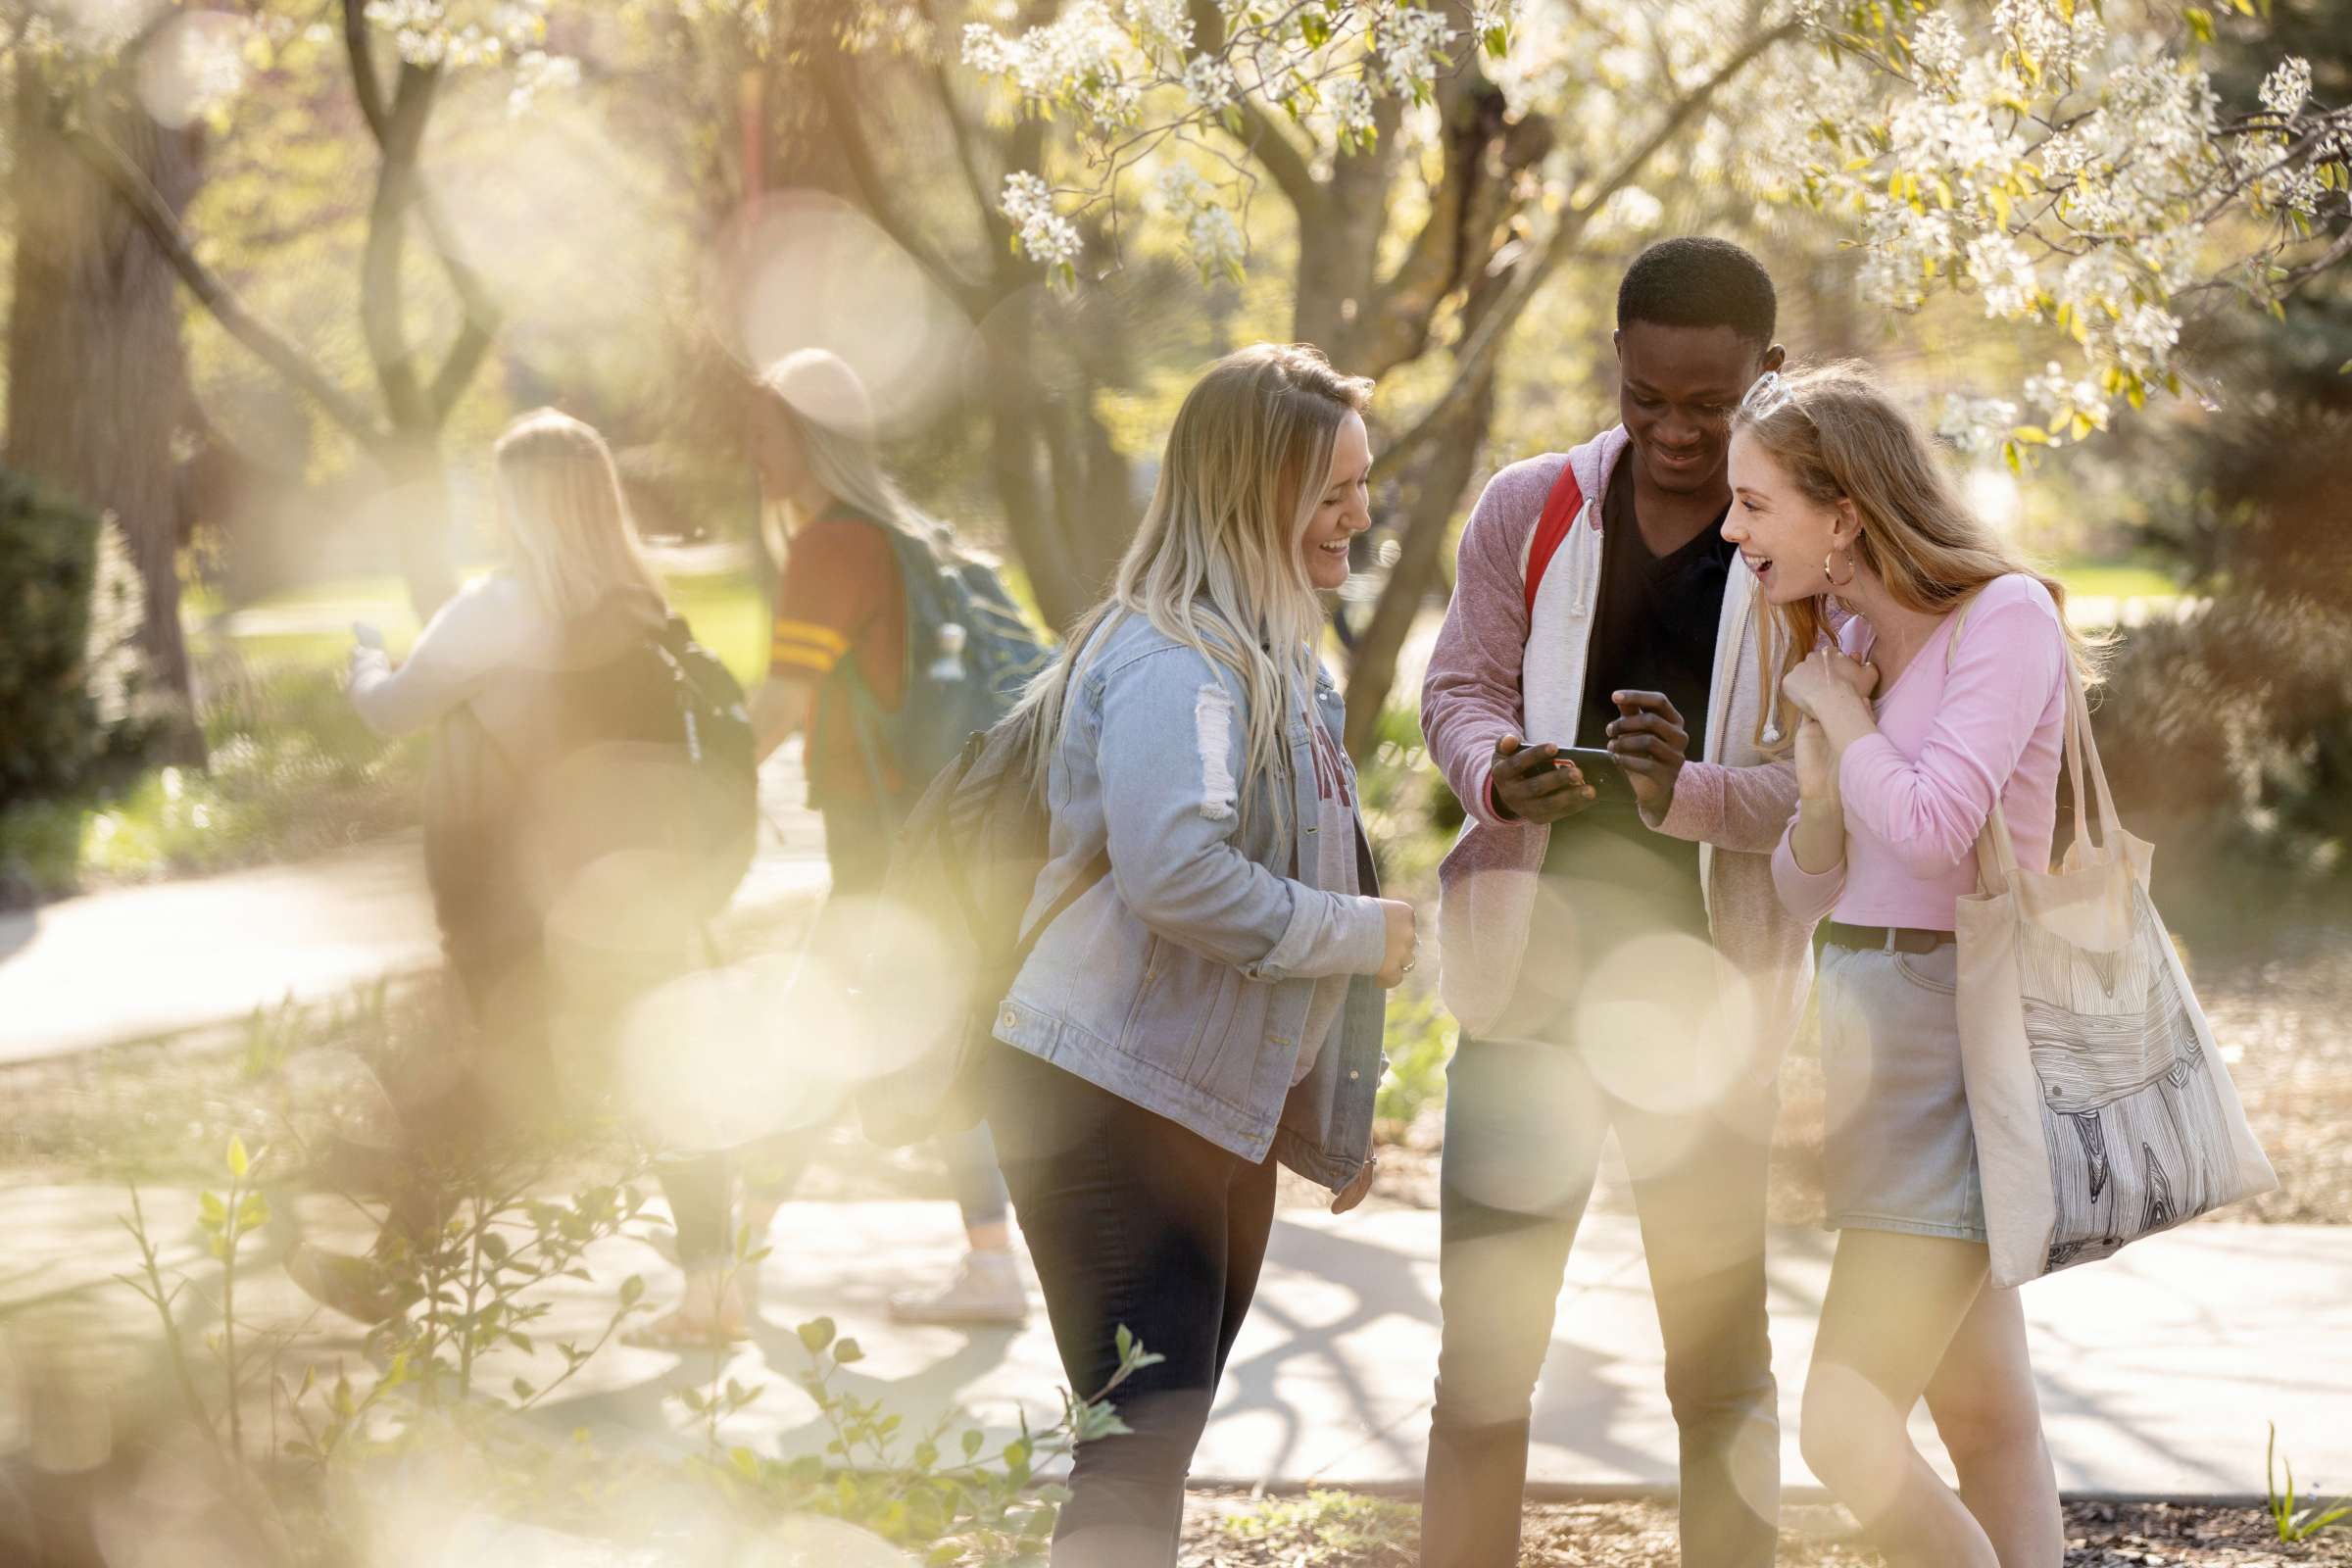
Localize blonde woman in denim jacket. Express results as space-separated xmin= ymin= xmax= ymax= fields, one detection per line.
xmin=989 ymin=344 xmax=1417 ymax=1566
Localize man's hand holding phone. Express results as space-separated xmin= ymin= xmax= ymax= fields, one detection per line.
xmin=1604 ymin=690 xmax=1689 ymax=815
xmin=1489 ymin=735 xmax=1600 ymax=824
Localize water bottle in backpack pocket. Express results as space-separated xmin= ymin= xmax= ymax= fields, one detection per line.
xmin=841 ymin=523 xmax=1052 ymax=824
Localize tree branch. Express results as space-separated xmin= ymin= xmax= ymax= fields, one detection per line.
xmin=1373 ymin=17 xmax=1797 ymax=477
xmin=346 ymin=0 xmax=500 ymax=420
xmin=360 ymin=61 xmax=440 ymax=430
xmin=814 ymin=58 xmax=992 ymax=314
xmin=342 ymin=0 xmax=391 ymax=144
xmin=65 ymin=125 xmax=386 ymax=446
xmin=1189 ymin=0 xmax=1325 ymax=220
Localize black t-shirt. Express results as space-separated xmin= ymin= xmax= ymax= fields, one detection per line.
xmin=1578 ymin=456 xmax=1735 ymax=766
xmin=1520 ymin=459 xmax=1732 ymax=1024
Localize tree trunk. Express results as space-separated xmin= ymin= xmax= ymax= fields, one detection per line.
xmin=383 ymin=428 xmax=459 ymax=619
xmin=1344 ymin=367 xmax=1495 ymax=757
xmin=6 ymin=57 xmax=203 ymax=754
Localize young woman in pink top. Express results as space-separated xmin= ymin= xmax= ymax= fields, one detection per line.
xmin=1724 ymin=363 xmax=2097 ymax=1568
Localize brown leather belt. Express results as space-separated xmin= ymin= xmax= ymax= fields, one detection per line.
xmin=1824 ymin=921 xmax=1956 ymax=955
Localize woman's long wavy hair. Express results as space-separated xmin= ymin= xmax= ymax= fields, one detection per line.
xmin=1735 ymin=362 xmax=2102 ymax=754
xmin=1015 ymin=343 xmax=1372 ymax=837
xmin=492 ymin=409 xmax=667 ymax=626
xmin=753 ymin=349 xmax=944 ymax=564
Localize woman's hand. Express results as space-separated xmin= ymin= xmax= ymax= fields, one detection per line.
xmin=1783 ymin=649 xmax=1877 ymax=722
xmin=1374 ymin=899 xmax=1418 ymax=989
xmin=1794 ymin=713 xmax=1837 ymax=804
xmin=1331 ymin=1155 xmax=1378 ymax=1214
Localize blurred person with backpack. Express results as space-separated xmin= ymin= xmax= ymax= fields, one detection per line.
xmin=639 ymin=350 xmax=1049 ymax=1346
xmin=983 ymin=344 xmax=1416 ymax=1566
xmin=295 ymin=409 xmax=757 ymax=1322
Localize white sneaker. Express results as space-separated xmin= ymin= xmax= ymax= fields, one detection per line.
xmin=888 ymin=1250 xmax=1028 ymax=1326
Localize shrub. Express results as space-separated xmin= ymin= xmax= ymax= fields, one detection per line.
xmin=0 ymin=469 xmax=159 ymax=810
xmin=4 ymin=656 xmax=428 ymax=900
xmin=2092 ymin=594 xmax=2352 ymax=880
xmin=1375 ymin=980 xmax=1455 ymax=1136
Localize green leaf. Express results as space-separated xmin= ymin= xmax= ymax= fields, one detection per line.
xmin=513 ymin=1377 xmax=535 ymax=1399
xmin=199 ymin=1192 xmax=227 ymax=1229
xmin=618 ymin=1274 xmax=645 ymax=1309
xmin=225 ymin=1136 xmax=250 ymax=1180
xmin=797 ymin=1316 xmax=837 ymax=1353
xmin=2185 ymin=7 xmax=2214 ymax=41
xmin=833 ymin=1337 xmax=864 ymax=1365
xmin=963 ymin=1429 xmax=985 ymax=1458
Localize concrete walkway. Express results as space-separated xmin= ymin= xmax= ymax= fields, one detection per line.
xmin=0 ymin=747 xmax=833 ymax=1065
xmin=1 ymin=1184 xmax=2339 ymax=1504
xmin=1 ymin=729 xmax=2339 ymax=1506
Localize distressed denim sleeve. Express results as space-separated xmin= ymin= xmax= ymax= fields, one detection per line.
xmin=1095 ymin=651 xmax=1388 ymax=982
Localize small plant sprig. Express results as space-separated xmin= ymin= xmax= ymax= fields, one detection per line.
xmin=2269 ymin=1422 xmax=2352 ymax=1543
xmin=701 ymin=1317 xmax=1162 ymax=1563
xmin=673 ymin=1220 xmax=773 ymax=1459
xmin=117 ymin=1137 xmax=276 ymax=1458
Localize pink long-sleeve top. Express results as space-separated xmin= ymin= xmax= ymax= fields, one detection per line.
xmin=1771 ymin=573 xmax=2071 ymax=930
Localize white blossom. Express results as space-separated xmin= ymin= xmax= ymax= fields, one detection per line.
xmin=1323 ymin=73 xmax=1378 ymax=142
xmin=1990 ymin=0 xmax=2105 ymax=80
xmin=1379 ymin=7 xmax=1455 ymax=97
xmin=1155 ymin=165 xmax=1247 ymax=274
xmin=1938 ymin=395 xmax=2022 ymax=456
xmin=1121 ymin=0 xmax=1194 ymax=61
xmin=2024 ymin=361 xmax=2110 ymax=434
xmin=1856 ymin=199 xmax=1959 ymax=312
xmin=1964 ymin=228 xmax=2037 ymax=318
xmin=1181 ymin=54 xmax=1238 ymax=113
xmin=2260 ymin=56 xmax=2312 ymax=118
xmin=1910 ymin=14 xmax=1966 ymax=79
xmin=1001 ymin=172 xmax=1084 ymax=270
xmin=507 ymin=47 xmax=579 ymax=115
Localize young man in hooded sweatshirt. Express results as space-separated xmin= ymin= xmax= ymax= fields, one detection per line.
xmin=1417 ymin=237 xmax=1823 ymax=1567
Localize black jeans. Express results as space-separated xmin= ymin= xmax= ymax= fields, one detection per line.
xmin=1422 ymin=1038 xmax=1780 ymax=1567
xmin=985 ymin=1043 xmax=1278 ymax=1568
xmin=662 ymin=801 xmax=897 ymax=1267
xmin=1423 ymin=827 xmax=1779 ymax=1568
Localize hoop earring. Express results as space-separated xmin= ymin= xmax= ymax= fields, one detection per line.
xmin=1824 ymin=548 xmax=1856 ymax=589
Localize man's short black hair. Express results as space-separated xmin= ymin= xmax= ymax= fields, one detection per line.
xmin=1616 ymin=237 xmax=1778 ymax=351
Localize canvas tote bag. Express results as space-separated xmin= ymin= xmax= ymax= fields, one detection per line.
xmin=1948 ymin=598 xmax=2277 ymax=1289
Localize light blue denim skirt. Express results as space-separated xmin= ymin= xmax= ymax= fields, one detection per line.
xmin=1815 ymin=940 xmax=1988 ymax=1244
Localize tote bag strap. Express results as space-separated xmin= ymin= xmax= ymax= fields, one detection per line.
xmin=1944 ymin=587 xmax=2120 ymax=897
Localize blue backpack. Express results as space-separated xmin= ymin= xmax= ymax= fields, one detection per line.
xmin=834 ymin=519 xmax=1052 ymax=821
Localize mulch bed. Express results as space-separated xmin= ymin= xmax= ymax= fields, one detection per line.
xmin=1180 ymin=1493 xmax=2352 ymax=1565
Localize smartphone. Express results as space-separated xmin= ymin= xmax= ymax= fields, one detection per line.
xmin=1548 ymin=745 xmax=1625 ymax=799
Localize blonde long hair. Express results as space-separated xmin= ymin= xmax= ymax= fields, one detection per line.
xmin=1017 ymin=343 xmax=1371 ymax=837
xmin=754 ymin=349 xmax=943 ymax=563
xmin=1735 ymin=362 xmax=2101 ymax=752
xmin=491 ymin=408 xmax=666 ymax=624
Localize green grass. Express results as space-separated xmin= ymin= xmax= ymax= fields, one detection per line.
xmin=187 ymin=569 xmax=772 ymax=685
xmin=2054 ymin=561 xmax=2182 ymax=601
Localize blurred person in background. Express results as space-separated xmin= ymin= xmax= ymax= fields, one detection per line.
xmin=988 ymin=343 xmax=1415 ymax=1566
xmin=1417 ymin=238 xmax=1819 ymax=1567
xmin=1740 ymin=362 xmax=2076 ymax=1568
xmin=638 ymin=350 xmax=1033 ymax=1346
xmin=300 ymin=409 xmax=755 ymax=1323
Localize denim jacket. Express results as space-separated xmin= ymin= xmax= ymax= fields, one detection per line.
xmin=992 ymin=610 xmax=1389 ymax=1190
